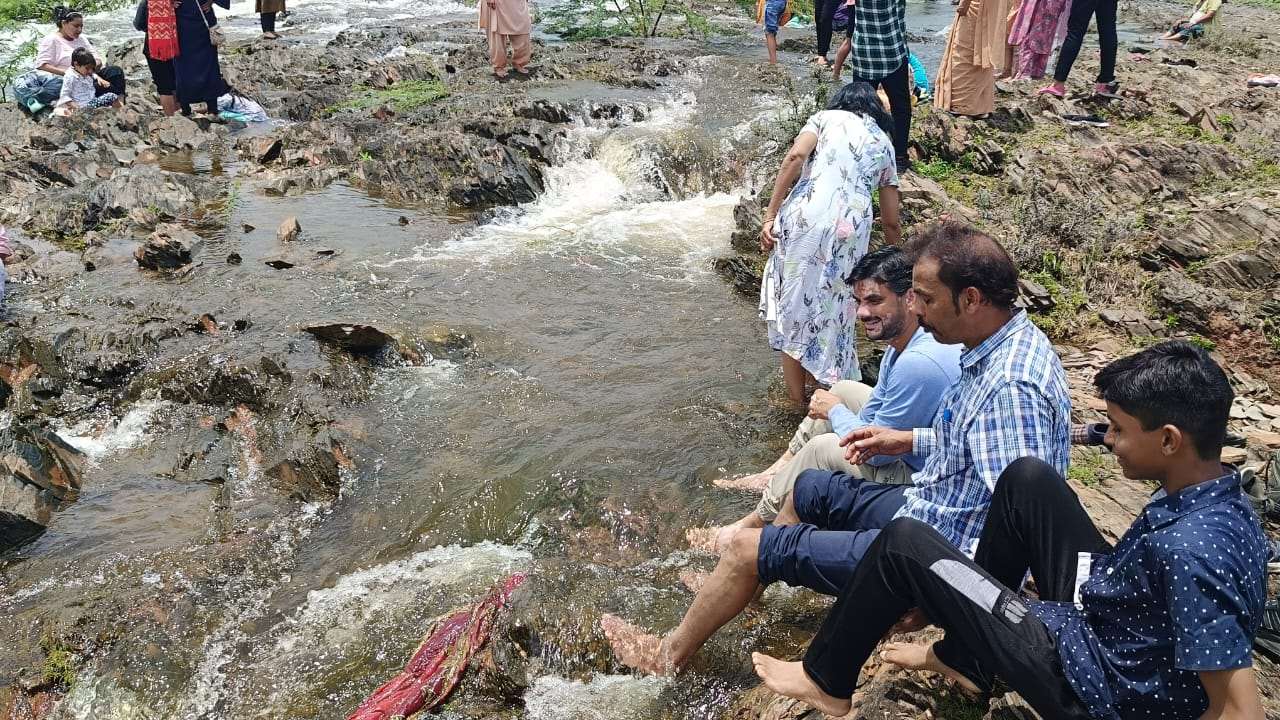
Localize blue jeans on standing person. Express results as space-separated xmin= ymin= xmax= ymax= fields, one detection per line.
xmin=764 ymin=0 xmax=787 ymax=33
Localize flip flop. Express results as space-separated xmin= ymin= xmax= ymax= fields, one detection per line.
xmin=1061 ymin=113 xmax=1109 ymax=128
xmin=1037 ymin=84 xmax=1065 ymax=98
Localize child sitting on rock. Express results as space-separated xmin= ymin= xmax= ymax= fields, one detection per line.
xmin=1163 ymin=0 xmax=1222 ymax=41
xmin=55 ymin=48 xmax=121 ymax=116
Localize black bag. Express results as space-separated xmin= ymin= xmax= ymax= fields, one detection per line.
xmin=133 ymin=0 xmax=148 ymax=32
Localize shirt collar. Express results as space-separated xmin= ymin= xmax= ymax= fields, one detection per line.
xmin=959 ymin=310 xmax=1029 ymax=371
xmin=1142 ymin=468 xmax=1241 ymax=530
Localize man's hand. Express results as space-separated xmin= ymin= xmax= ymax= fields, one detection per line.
xmin=840 ymin=426 xmax=913 ymax=464
xmin=807 ymin=389 xmax=841 ymax=420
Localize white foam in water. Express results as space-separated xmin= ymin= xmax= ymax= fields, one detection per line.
xmin=283 ymin=541 xmax=531 ymax=634
xmin=523 ymin=674 xmax=670 ymax=720
xmin=395 ymin=94 xmax=737 ymax=271
xmin=55 ymin=400 xmax=168 ymax=460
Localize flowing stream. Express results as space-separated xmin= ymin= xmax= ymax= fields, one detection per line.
xmin=0 ymin=2 xmax=1142 ymax=717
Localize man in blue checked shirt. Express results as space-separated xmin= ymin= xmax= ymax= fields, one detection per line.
xmin=753 ymin=341 xmax=1268 ymax=720
xmin=602 ymin=221 xmax=1072 ymax=675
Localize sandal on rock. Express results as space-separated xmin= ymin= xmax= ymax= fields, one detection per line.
xmin=262 ymin=31 xmax=280 ymax=40
xmin=1094 ymin=81 xmax=1122 ymax=99
xmin=1037 ymin=84 xmax=1065 ymax=98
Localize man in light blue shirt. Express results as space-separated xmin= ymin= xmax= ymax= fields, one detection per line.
xmin=689 ymin=246 xmax=961 ymax=551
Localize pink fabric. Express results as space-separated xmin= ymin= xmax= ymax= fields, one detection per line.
xmin=1008 ymin=0 xmax=1070 ymax=79
xmin=33 ymin=32 xmax=95 ymax=71
xmin=346 ymin=573 xmax=527 ymax=720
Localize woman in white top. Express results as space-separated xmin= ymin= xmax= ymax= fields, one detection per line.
xmin=758 ymin=81 xmax=903 ymax=410
xmin=24 ymin=7 xmax=126 ymax=110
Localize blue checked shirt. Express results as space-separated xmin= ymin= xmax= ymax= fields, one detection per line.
xmin=850 ymin=0 xmax=909 ymax=82
xmin=893 ymin=311 xmax=1071 ymax=555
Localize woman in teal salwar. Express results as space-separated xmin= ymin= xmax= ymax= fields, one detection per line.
xmin=759 ymin=82 xmax=902 ymax=411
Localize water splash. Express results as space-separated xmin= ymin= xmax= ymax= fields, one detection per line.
xmin=523 ymin=673 xmax=670 ymax=720
xmin=54 ymin=401 xmax=169 ymax=460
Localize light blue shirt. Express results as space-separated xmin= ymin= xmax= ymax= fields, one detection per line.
xmin=827 ymin=327 xmax=962 ymax=471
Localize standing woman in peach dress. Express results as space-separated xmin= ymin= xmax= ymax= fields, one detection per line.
xmin=480 ymin=0 xmax=532 ymax=81
xmin=934 ymin=0 xmax=1014 ymax=116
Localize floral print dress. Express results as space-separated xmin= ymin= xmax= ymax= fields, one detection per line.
xmin=758 ymin=110 xmax=898 ymax=384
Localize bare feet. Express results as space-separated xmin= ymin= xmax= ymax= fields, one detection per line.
xmin=713 ymin=471 xmax=773 ymax=492
xmin=600 ymin=614 xmax=676 ymax=676
xmin=881 ymin=641 xmax=980 ymax=695
xmin=678 ymin=568 xmax=710 ymax=593
xmin=752 ymin=652 xmax=852 ymax=717
xmin=685 ymin=524 xmax=742 ymax=554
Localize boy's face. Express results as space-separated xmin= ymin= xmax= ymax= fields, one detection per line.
xmin=73 ymin=63 xmax=93 ymax=76
xmin=1104 ymin=402 xmax=1174 ymax=481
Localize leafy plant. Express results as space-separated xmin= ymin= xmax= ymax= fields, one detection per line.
xmin=325 ymin=79 xmax=449 ymax=115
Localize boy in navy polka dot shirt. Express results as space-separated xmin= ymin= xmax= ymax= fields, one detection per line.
xmin=750 ymin=340 xmax=1270 ymax=720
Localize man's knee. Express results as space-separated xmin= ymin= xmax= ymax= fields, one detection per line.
xmin=725 ymin=528 xmax=762 ymax=575
xmin=878 ymin=517 xmax=933 ymax=549
xmin=994 ymin=456 xmax=1063 ymax=499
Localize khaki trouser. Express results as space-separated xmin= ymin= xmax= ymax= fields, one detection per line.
xmin=757 ymin=380 xmax=915 ymax=521
xmin=487 ymin=30 xmax=531 ymax=75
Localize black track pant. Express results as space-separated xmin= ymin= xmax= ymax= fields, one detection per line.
xmin=814 ymin=0 xmax=840 ymax=58
xmin=802 ymin=458 xmax=1106 ymax=720
xmin=1053 ymin=0 xmax=1118 ymax=84
xmin=261 ymin=11 xmax=277 ymax=32
xmin=853 ymin=59 xmax=911 ymax=171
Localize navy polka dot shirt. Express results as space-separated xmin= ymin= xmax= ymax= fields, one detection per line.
xmin=1031 ymin=470 xmax=1269 ymax=720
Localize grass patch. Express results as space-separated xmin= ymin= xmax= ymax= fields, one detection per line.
xmin=39 ymin=632 xmax=78 ymax=691
xmin=325 ymin=79 xmax=448 ymax=116
xmin=1068 ymin=448 xmax=1112 ymax=487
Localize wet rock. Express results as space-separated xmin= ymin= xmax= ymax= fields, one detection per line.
xmin=514 ymin=100 xmax=573 ymax=124
xmin=0 ymin=424 xmax=86 ymax=550
xmin=277 ymin=216 xmax=302 ymax=243
xmin=249 ymin=136 xmax=283 ymax=164
xmin=264 ymin=429 xmax=349 ymax=502
xmin=227 ymin=252 xmax=242 ymax=265
xmin=242 ymin=223 xmax=255 ymax=233
xmin=714 ymin=255 xmax=763 ymax=297
xmin=149 ymin=115 xmax=217 ymax=150
xmin=730 ymin=196 xmax=762 ymax=255
xmin=263 ymin=256 xmax=295 ymax=269
xmin=134 ymin=224 xmax=203 ymax=271
xmin=304 ymin=324 xmax=395 ymax=354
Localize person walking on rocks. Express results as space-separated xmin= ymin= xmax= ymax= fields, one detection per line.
xmin=833 ymin=0 xmax=913 ymax=172
xmin=1008 ymin=0 xmax=1072 ymax=79
xmin=258 ymin=0 xmax=286 ymax=40
xmin=480 ymin=0 xmax=532 ymax=80
xmin=935 ymin=0 xmax=1013 ymax=116
xmin=758 ymin=81 xmax=902 ymax=410
xmin=1037 ymin=0 xmax=1118 ymax=97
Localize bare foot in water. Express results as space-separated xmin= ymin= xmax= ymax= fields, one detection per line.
xmin=713 ymin=471 xmax=773 ymax=492
xmin=678 ymin=568 xmax=710 ymax=593
xmin=600 ymin=614 xmax=676 ymax=675
xmin=752 ymin=652 xmax=852 ymax=717
xmin=685 ymin=524 xmax=741 ymax=554
xmin=881 ymin=641 xmax=981 ymax=695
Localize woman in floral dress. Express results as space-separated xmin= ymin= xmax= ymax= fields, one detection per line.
xmin=759 ymin=81 xmax=902 ymax=410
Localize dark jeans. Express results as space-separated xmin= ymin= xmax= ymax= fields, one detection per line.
xmin=261 ymin=11 xmax=276 ymax=32
xmin=96 ymin=65 xmax=127 ymax=97
xmin=814 ymin=0 xmax=840 ymax=57
xmin=802 ymin=458 xmax=1103 ymax=720
xmin=853 ymin=59 xmax=911 ymax=171
xmin=1053 ymin=0 xmax=1118 ymax=84
xmin=757 ymin=469 xmax=909 ymax=594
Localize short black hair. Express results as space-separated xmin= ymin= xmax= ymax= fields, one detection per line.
xmin=53 ymin=6 xmax=83 ymax=25
xmin=905 ymin=220 xmax=1019 ymax=310
xmin=1093 ymin=340 xmax=1232 ymax=461
xmin=71 ymin=47 xmax=96 ymax=69
xmin=848 ymin=246 xmax=912 ymax=296
xmin=827 ymin=81 xmax=894 ymax=141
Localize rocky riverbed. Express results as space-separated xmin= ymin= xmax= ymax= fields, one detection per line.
xmin=1 ymin=0 xmax=1278 ymax=718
